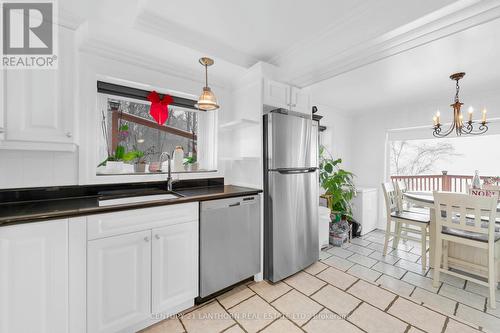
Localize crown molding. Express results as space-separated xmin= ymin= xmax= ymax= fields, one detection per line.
xmin=280 ymin=0 xmax=500 ymax=87
xmin=58 ymin=8 xmax=86 ymax=30
xmin=78 ymin=37 xmax=231 ymax=89
xmin=134 ymin=9 xmax=258 ymax=69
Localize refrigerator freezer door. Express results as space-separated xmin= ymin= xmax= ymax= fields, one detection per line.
xmin=267 ymin=112 xmax=313 ymax=170
xmin=265 ymin=169 xmax=319 ymax=282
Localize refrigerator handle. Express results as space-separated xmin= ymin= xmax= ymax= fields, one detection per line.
xmin=277 ymin=168 xmax=317 ymax=174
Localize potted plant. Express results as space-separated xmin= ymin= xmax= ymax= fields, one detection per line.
xmin=183 ymin=155 xmax=197 ymax=171
xmin=98 ymin=116 xmax=131 ymax=173
xmin=129 ymin=146 xmax=155 ymax=172
xmin=319 ymin=146 xmax=356 ymax=222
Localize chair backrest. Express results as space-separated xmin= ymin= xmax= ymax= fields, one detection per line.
xmin=382 ymin=182 xmax=399 ymax=217
xmin=433 ymin=191 xmax=499 ymax=238
xmin=396 ymin=180 xmax=407 ymax=193
xmin=395 ymin=180 xmax=407 ymax=211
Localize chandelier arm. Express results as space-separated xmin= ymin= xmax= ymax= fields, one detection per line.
xmin=464 ymin=123 xmax=489 ymax=135
xmin=433 ymin=123 xmax=456 ymax=138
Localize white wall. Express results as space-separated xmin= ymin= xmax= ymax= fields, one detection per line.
xmin=0 ymin=27 xmax=233 ymax=189
xmin=350 ymin=90 xmax=500 ymax=229
xmin=315 ymin=103 xmax=353 ymax=171
xmin=0 ymin=150 xmax=77 ymax=188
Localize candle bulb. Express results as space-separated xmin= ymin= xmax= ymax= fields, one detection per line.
xmin=468 ymin=106 xmax=474 ymax=122
xmin=433 ymin=116 xmax=437 ymax=126
xmin=436 ymin=111 xmax=441 ymax=125
xmin=482 ymin=108 xmax=487 ymax=123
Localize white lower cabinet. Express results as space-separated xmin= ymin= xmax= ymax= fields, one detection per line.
xmin=87 ymin=230 xmax=152 ymax=333
xmin=152 ymin=222 xmax=198 ymax=314
xmin=0 ymin=203 xmax=199 ymax=333
xmin=0 ymin=219 xmax=69 ymax=333
xmin=87 ymin=203 xmax=199 ymax=333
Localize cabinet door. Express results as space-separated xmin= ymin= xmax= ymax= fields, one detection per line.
xmin=263 ymin=79 xmax=290 ymax=109
xmin=4 ymin=26 xmax=74 ymax=144
xmin=0 ymin=219 xmax=68 ymax=333
xmin=87 ymin=230 xmax=151 ymax=333
xmin=290 ymin=87 xmax=311 ymax=115
xmin=152 ymin=221 xmax=198 ymax=314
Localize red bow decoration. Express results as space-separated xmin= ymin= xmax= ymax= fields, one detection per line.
xmin=147 ymin=91 xmax=173 ymax=125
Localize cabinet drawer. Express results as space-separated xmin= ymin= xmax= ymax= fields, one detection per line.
xmin=87 ymin=203 xmax=198 ymax=240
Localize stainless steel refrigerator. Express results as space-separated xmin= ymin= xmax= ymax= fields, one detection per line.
xmin=263 ymin=109 xmax=319 ymax=282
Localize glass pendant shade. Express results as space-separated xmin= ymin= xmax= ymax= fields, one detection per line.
xmin=196 ymin=57 xmax=219 ymax=111
xmin=195 ymin=86 xmax=219 ymax=111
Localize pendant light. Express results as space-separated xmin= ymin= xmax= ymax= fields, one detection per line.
xmin=195 ymin=57 xmax=219 ymax=111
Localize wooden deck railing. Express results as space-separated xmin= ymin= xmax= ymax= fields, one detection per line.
xmin=391 ymin=172 xmax=498 ymax=193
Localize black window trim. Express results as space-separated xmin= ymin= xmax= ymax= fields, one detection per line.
xmin=97 ymin=81 xmax=198 ymax=111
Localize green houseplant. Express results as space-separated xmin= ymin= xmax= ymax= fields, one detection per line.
xmin=183 ymin=155 xmax=198 ymax=171
xmin=319 ymin=146 xmax=356 ymax=222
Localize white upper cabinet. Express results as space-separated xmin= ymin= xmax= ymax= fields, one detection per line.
xmin=263 ymin=79 xmax=290 ymax=109
xmin=87 ymin=230 xmax=152 ymax=333
xmin=4 ymin=26 xmax=75 ymax=146
xmin=290 ymin=87 xmax=311 ymax=115
xmin=0 ymin=219 xmax=68 ymax=333
xmin=263 ymin=79 xmax=311 ymax=115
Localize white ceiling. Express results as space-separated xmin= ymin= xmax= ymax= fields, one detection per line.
xmin=308 ymin=16 xmax=500 ymax=114
xmin=60 ymin=0 xmax=500 ymax=111
xmin=137 ymin=0 xmax=457 ymax=70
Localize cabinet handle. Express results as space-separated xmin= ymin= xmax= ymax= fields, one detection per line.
xmin=65 ymin=131 xmax=72 ymax=138
xmin=155 ymin=234 xmax=160 ymax=240
xmin=144 ymin=236 xmax=150 ymax=242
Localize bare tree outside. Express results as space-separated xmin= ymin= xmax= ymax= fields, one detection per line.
xmin=390 ymin=140 xmax=462 ymax=176
xmin=106 ymin=98 xmax=198 ymax=163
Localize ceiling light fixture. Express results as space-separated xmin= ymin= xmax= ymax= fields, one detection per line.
xmin=195 ymin=57 xmax=219 ymax=111
xmin=433 ymin=72 xmax=488 ymax=137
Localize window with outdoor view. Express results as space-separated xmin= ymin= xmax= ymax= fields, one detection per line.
xmin=96 ymin=94 xmax=217 ymax=175
xmin=389 ymin=135 xmax=500 ymax=192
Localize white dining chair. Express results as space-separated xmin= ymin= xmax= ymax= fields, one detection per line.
xmin=382 ymin=182 xmax=430 ymax=271
xmin=394 ymin=180 xmax=430 ymax=243
xmin=432 ymin=191 xmax=500 ymax=309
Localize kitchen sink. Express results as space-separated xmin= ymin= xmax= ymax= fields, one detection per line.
xmin=98 ymin=191 xmax=183 ymax=207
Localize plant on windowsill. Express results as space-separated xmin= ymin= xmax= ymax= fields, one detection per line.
xmin=97 ymin=121 xmax=139 ymax=172
xmin=319 ymin=146 xmax=356 ymax=223
xmin=130 ymin=146 xmax=155 ymax=173
xmin=183 ymin=155 xmax=198 ymax=171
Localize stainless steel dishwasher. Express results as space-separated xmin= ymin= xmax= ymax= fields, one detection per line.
xmin=199 ymin=195 xmax=260 ymax=299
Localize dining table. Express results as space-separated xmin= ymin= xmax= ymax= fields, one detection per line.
xmin=404 ymin=191 xmax=500 ymax=279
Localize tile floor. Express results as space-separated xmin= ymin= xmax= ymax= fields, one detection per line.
xmin=142 ymin=230 xmax=500 ymax=333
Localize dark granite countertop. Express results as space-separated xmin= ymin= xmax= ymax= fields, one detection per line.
xmin=0 ymin=185 xmax=262 ymax=227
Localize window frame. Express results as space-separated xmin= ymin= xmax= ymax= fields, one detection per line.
xmin=95 ymin=92 xmax=218 ymax=176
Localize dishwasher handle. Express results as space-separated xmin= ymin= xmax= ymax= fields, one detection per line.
xmin=201 ymin=195 xmax=259 ymax=211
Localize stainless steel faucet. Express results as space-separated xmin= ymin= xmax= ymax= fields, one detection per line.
xmin=159 ymin=152 xmax=173 ymax=191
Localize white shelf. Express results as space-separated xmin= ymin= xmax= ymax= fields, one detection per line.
xmin=219 ymin=119 xmax=259 ymax=131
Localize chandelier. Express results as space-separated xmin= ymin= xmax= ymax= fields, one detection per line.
xmin=432 ymin=72 xmax=488 ymax=137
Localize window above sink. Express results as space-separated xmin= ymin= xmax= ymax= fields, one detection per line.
xmin=96 ymin=82 xmax=217 ymax=176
